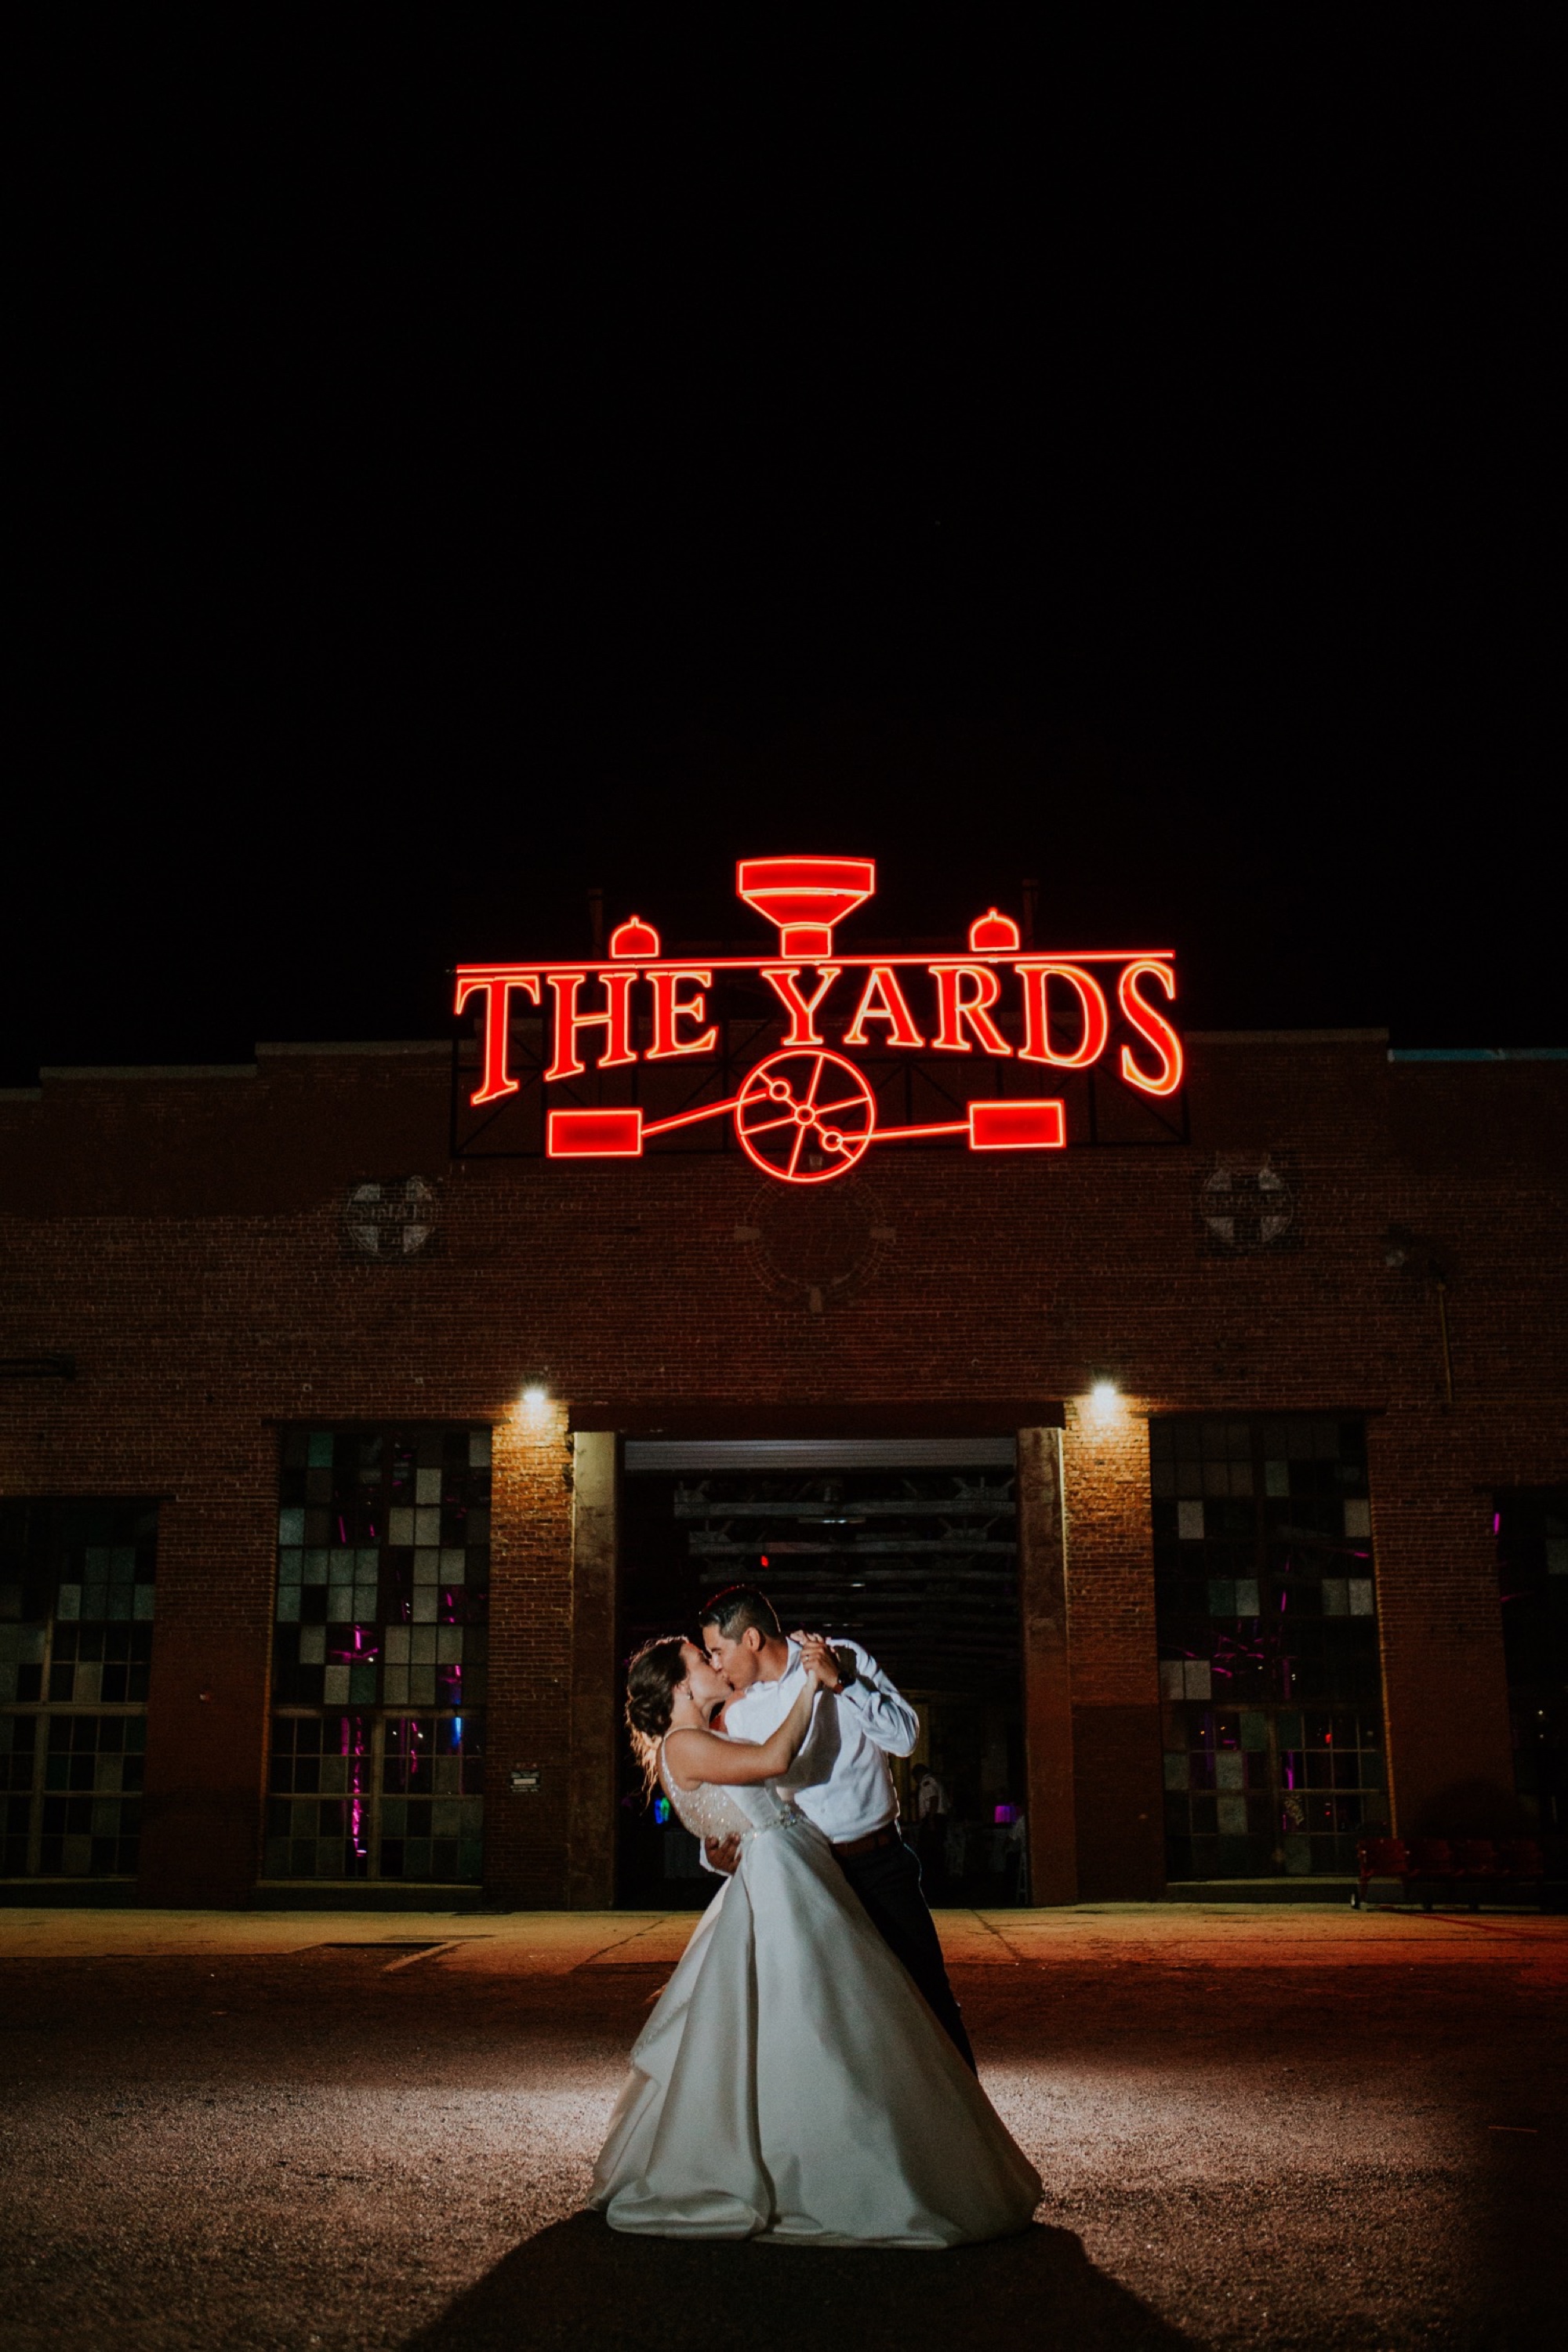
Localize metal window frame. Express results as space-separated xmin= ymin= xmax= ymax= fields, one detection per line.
xmin=1152 ymin=1413 xmax=1385 ymax=1878
xmin=260 ymin=1422 xmax=491 ymax=1889
xmin=0 ymin=1501 xmax=157 ymax=1884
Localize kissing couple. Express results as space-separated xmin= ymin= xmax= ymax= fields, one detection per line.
xmin=591 ymin=1584 xmax=1041 ymax=2248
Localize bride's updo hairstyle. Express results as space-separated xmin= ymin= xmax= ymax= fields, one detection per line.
xmin=625 ymin=1635 xmax=689 ymax=1796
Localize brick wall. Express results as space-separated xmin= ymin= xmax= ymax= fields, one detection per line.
xmin=2 ymin=1036 xmax=1563 ymax=1903
xmin=484 ymin=1403 xmax=574 ymax=1903
xmin=1062 ymin=1396 xmax=1164 ymax=1898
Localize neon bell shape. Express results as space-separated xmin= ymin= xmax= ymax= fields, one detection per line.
xmin=735 ymin=857 xmax=877 ymax=958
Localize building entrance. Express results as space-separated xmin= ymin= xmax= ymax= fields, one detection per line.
xmin=616 ymin=1438 xmax=1026 ymax=1907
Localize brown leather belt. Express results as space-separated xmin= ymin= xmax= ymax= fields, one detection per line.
xmin=830 ymin=1825 xmax=900 ymax=1861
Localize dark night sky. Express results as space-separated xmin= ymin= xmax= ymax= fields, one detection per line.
xmin=9 ymin=19 xmax=1559 ymax=1084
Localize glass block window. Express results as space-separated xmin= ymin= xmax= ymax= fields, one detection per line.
xmin=1151 ymin=1417 xmax=1385 ymax=1882
xmin=265 ymin=1426 xmax=490 ymax=1885
xmin=1496 ymin=1487 xmax=1568 ymax=1836
xmin=0 ymin=1500 xmax=158 ymax=1880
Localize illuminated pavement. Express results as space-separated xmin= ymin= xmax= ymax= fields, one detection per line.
xmin=1 ymin=1903 xmax=1563 ymax=2350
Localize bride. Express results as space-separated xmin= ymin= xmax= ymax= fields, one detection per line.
xmin=590 ymin=1635 xmax=1041 ymax=2248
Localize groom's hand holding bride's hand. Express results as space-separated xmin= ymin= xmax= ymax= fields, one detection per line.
xmin=794 ymin=1633 xmax=853 ymax=1691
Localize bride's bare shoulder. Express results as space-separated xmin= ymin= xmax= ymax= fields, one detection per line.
xmin=662 ymin=1724 xmax=716 ymax=1791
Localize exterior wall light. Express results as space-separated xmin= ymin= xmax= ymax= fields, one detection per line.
xmin=1089 ymin=1380 xmax=1120 ymax=1415
xmin=519 ymin=1385 xmax=549 ymax=1416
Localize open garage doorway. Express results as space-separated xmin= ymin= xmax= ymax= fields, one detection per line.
xmin=616 ymin=1437 xmax=1026 ymax=1907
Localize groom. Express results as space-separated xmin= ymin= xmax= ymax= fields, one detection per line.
xmin=699 ymin=1583 xmax=976 ymax=2072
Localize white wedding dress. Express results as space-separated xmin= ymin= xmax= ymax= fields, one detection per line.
xmin=590 ymin=1752 xmax=1041 ymax=2247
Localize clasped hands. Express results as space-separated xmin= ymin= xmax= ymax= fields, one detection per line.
xmin=702 ymin=1629 xmax=854 ymax=1876
xmin=795 ymin=1631 xmax=853 ymax=1693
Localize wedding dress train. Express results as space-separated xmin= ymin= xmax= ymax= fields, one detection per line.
xmin=590 ymin=1759 xmax=1041 ymax=2247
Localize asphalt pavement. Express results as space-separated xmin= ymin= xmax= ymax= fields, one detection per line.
xmin=0 ymin=1903 xmax=1563 ymax=2351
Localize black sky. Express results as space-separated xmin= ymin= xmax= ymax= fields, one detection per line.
xmin=9 ymin=18 xmax=1560 ymax=1082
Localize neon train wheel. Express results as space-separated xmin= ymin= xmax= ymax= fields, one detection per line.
xmin=734 ymin=1049 xmax=877 ymax=1184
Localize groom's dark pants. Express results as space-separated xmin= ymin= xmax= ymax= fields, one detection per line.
xmin=834 ymin=1830 xmax=977 ymax=2073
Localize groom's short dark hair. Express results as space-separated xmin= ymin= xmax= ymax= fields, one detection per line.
xmin=700 ymin=1584 xmax=782 ymax=1643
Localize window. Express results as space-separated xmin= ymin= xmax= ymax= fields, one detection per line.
xmin=1496 ymin=1488 xmax=1568 ymax=1835
xmin=1151 ymin=1417 xmax=1385 ymax=1881
xmin=0 ymin=1501 xmax=157 ymax=1880
xmin=265 ymin=1427 xmax=489 ymax=1885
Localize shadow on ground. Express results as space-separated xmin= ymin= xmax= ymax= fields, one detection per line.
xmin=405 ymin=2210 xmax=1203 ymax=2352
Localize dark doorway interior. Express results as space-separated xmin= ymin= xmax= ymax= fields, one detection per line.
xmin=616 ymin=1438 xmax=1025 ymax=1908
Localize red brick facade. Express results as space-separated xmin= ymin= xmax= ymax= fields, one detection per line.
xmin=2 ymin=1033 xmax=1564 ymax=1904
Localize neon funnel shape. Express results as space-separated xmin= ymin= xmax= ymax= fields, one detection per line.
xmin=735 ymin=857 xmax=876 ymax=957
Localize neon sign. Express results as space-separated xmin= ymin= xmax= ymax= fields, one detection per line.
xmin=454 ymin=858 xmax=1181 ymax=1184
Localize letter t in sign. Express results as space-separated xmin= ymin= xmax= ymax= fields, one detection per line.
xmin=454 ymin=971 xmax=543 ymax=1105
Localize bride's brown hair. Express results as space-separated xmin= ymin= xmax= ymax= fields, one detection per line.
xmin=625 ymin=1635 xmax=689 ymax=1798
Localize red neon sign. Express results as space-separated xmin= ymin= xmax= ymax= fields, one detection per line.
xmin=931 ymin=964 xmax=1013 ymax=1057
xmin=543 ymin=970 xmax=637 ymax=1083
xmin=1018 ymin=964 xmax=1111 ymax=1069
xmin=458 ymin=855 xmax=1182 ymax=1182
xmin=760 ymin=965 xmax=843 ymax=1047
xmin=453 ymin=970 xmax=541 ymax=1105
xmin=549 ymin=1106 xmax=644 ymax=1156
xmin=648 ymin=970 xmax=717 ymax=1060
xmin=735 ymin=858 xmax=876 ymax=958
xmin=1117 ymin=960 xmax=1184 ymax=1098
xmin=842 ymin=965 xmax=926 ymax=1048
xmin=969 ymin=1099 xmax=1066 ymax=1150
xmin=736 ymin=1050 xmax=877 ymax=1184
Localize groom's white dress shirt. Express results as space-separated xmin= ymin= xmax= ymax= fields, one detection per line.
xmin=720 ymin=1639 xmax=919 ymax=1846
